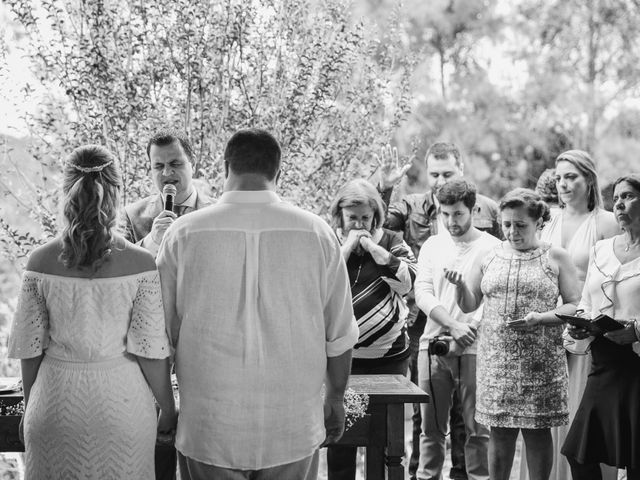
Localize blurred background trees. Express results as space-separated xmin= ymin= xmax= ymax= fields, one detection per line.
xmin=0 ymin=0 xmax=412 ymax=263
xmin=1 ymin=0 xmax=639 ymax=338
xmin=0 ymin=1 xmax=638 ymax=476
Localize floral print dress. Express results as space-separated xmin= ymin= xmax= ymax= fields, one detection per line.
xmin=475 ymin=243 xmax=568 ymax=429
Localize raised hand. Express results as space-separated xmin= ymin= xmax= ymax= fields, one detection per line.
xmin=443 ymin=268 xmax=465 ymax=287
xmin=375 ymin=144 xmax=413 ymax=190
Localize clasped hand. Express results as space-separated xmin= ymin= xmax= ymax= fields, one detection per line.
xmin=344 ymin=230 xmax=391 ymax=265
xmin=450 ymin=321 xmax=477 ymax=348
xmin=342 ymin=229 xmax=371 ymax=258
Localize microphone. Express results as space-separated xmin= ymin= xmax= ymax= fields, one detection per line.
xmin=163 ymin=184 xmax=177 ymax=212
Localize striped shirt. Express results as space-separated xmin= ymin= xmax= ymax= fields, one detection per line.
xmin=340 ymin=228 xmax=417 ymax=360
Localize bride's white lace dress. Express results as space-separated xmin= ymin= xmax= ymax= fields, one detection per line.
xmin=8 ymin=270 xmax=170 ymax=480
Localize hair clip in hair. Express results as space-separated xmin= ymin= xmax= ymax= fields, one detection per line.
xmin=71 ymin=160 xmax=113 ymax=173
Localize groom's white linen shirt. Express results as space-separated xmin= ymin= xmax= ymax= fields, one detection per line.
xmin=157 ymin=190 xmax=358 ymax=469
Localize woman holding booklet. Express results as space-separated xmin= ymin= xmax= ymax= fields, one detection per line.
xmin=562 ymin=174 xmax=640 ymax=479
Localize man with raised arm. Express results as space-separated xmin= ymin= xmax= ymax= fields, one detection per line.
xmin=377 ymin=142 xmax=501 ymax=480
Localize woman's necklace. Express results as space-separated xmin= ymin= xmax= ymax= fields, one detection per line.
xmin=351 ymin=257 xmax=364 ymax=288
xmin=501 ymin=252 xmax=519 ymax=323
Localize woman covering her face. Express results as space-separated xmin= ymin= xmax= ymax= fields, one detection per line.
xmin=326 ymin=178 xmax=417 ymax=480
xmin=561 ymin=174 xmax=640 ymax=480
xmin=445 ymin=188 xmax=580 ymax=480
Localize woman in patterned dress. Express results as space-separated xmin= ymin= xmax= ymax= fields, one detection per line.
xmin=446 ymin=188 xmax=580 ymax=480
xmin=8 ymin=145 xmax=177 ymax=479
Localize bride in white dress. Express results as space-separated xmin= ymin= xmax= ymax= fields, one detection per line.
xmin=8 ymin=145 xmax=177 ymax=479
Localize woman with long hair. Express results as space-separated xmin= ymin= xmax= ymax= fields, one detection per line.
xmin=529 ymin=150 xmax=619 ymax=480
xmin=8 ymin=145 xmax=176 ymax=479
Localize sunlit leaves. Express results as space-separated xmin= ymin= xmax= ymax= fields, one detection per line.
xmin=1 ymin=0 xmax=412 ymax=261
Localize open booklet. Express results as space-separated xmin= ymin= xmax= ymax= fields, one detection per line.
xmin=556 ymin=313 xmax=625 ymax=335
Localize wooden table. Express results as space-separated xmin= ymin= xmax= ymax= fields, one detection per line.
xmin=0 ymin=374 xmax=429 ymax=479
xmin=337 ymin=374 xmax=429 ymax=480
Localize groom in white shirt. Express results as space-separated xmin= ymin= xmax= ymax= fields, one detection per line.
xmin=157 ymin=128 xmax=358 ymax=480
xmin=414 ymin=179 xmax=500 ymax=480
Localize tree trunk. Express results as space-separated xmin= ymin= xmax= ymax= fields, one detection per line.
xmin=439 ymin=43 xmax=447 ymax=102
xmin=585 ymin=0 xmax=598 ymax=151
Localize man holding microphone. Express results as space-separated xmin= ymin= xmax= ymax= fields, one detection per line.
xmin=123 ymin=130 xmax=214 ymax=256
xmin=122 ymin=130 xmax=213 ymax=480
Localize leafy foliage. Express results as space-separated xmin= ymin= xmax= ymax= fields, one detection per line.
xmin=361 ymin=0 xmax=640 ymax=199
xmin=3 ymin=0 xmax=640 ymax=261
xmin=514 ymin=0 xmax=640 ymax=151
xmin=1 ymin=0 xmax=413 ymax=262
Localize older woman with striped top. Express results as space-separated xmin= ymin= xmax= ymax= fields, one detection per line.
xmin=326 ymin=178 xmax=416 ymax=480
